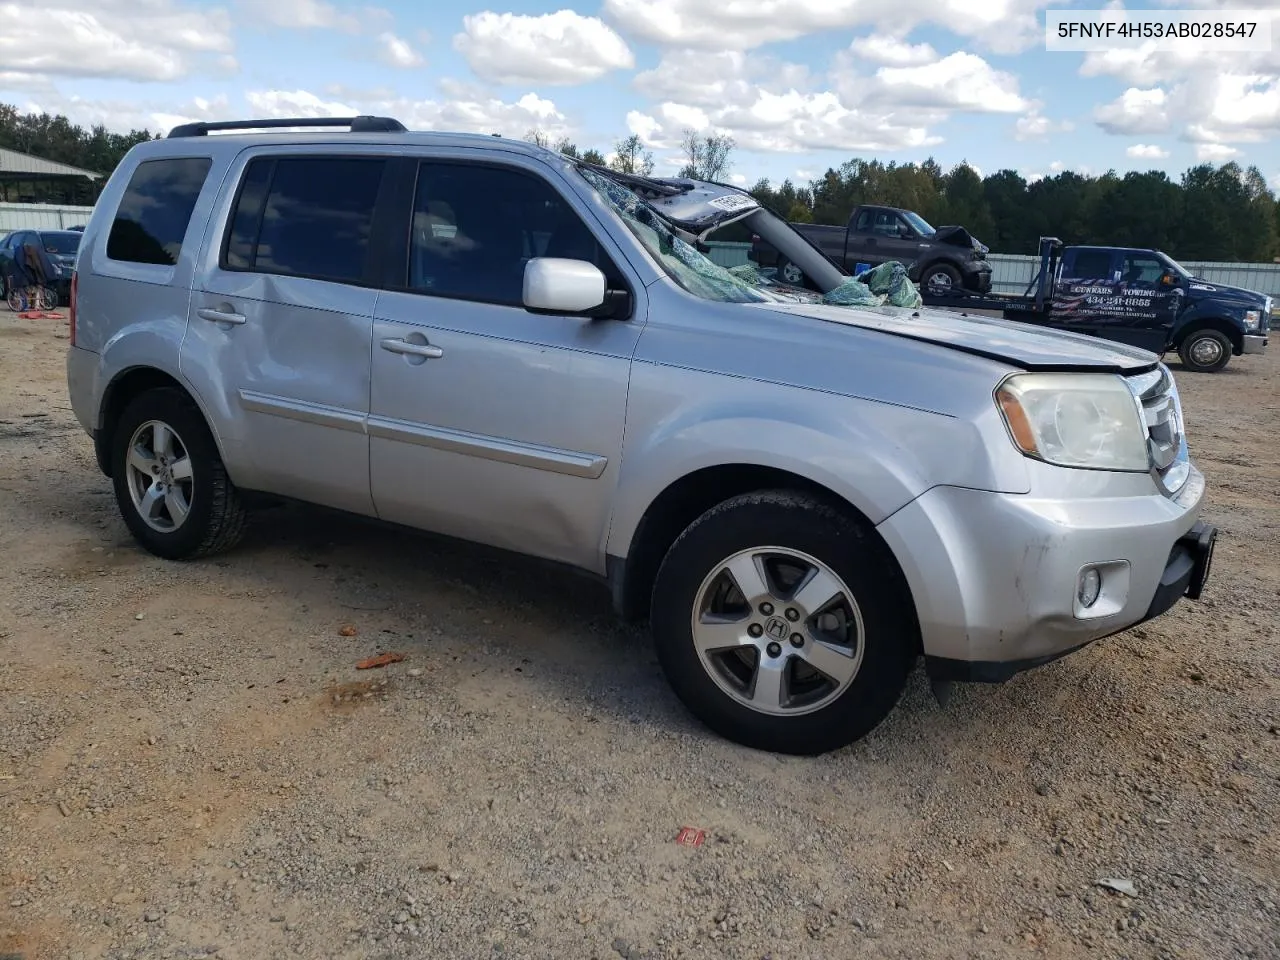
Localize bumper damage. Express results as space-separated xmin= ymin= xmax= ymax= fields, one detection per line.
xmin=925 ymin=520 xmax=1217 ymax=684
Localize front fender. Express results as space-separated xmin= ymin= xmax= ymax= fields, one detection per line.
xmin=605 ymin=363 xmax=1030 ymax=558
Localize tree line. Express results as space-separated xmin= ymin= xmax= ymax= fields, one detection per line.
xmin=4 ymin=102 xmax=1278 ymax=263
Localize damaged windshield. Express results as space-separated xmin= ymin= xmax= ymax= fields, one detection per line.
xmin=577 ymin=166 xmax=772 ymax=304
xmin=576 ymin=165 xmax=924 ymax=311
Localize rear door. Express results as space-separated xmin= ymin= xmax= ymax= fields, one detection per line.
xmin=843 ymin=208 xmax=879 ymax=271
xmin=183 ymin=148 xmax=389 ymax=516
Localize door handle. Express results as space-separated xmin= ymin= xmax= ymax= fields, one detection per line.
xmin=197 ymin=307 xmax=247 ymax=325
xmin=380 ymin=337 xmax=443 ymax=359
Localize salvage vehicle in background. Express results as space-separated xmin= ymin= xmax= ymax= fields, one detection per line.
xmin=749 ymin=203 xmax=992 ymax=296
xmin=65 ymin=117 xmax=1215 ymax=755
xmin=918 ymin=238 xmax=1270 ymax=373
xmin=0 ymin=228 xmax=81 ymax=306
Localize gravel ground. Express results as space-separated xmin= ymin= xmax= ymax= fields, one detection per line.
xmin=0 ymin=310 xmax=1276 ymax=960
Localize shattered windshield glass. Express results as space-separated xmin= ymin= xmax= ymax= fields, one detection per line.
xmin=576 ymin=166 xmax=923 ymax=311
xmin=577 ymin=167 xmax=772 ymax=304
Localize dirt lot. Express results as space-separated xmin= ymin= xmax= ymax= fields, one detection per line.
xmin=0 ymin=310 xmax=1276 ymax=960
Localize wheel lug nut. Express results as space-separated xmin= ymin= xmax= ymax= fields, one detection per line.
xmin=748 ymin=624 xmax=763 ymax=638
xmin=759 ymin=602 xmax=774 ymax=615
xmin=766 ymin=642 xmax=782 ymax=658
xmin=785 ymin=608 xmax=799 ymax=621
xmin=790 ymin=633 xmax=804 ymax=648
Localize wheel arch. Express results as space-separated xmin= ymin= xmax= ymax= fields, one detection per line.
xmin=1173 ymin=317 xmax=1243 ymax=356
xmin=606 ymin=462 xmax=915 ymax=625
xmin=95 ymin=366 xmax=226 ymax=478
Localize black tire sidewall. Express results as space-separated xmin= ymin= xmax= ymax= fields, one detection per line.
xmin=923 ymin=263 xmax=961 ymax=292
xmin=1179 ymin=330 xmax=1231 ymax=373
xmin=651 ymin=493 xmax=918 ymax=755
xmin=110 ymin=391 xmax=224 ymax=560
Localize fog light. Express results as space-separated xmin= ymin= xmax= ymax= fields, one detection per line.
xmin=1077 ymin=567 xmax=1102 ymax=608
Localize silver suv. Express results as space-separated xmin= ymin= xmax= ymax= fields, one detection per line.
xmin=65 ymin=116 xmax=1217 ymax=755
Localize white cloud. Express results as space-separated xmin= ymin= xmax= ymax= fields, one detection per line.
xmin=848 ymin=34 xmax=937 ymax=67
xmin=1195 ymin=142 xmax=1241 ymax=162
xmin=245 ymin=88 xmax=573 ymax=141
xmin=628 ymin=48 xmax=1026 ymax=154
xmin=633 ymin=50 xmax=810 ymax=108
xmin=1049 ymin=160 xmax=1065 ymax=173
xmin=1014 ymin=112 xmax=1073 ymax=141
xmin=1081 ymin=8 xmax=1280 ymax=150
xmin=1094 ymin=87 xmax=1170 ymax=135
xmin=729 ymin=173 xmax=748 ymax=185
xmin=862 ymin=53 xmax=1029 ymax=113
xmin=1126 ymin=143 xmax=1169 ymax=159
xmin=454 ymin=10 xmax=633 ymax=86
xmin=0 ymin=0 xmax=234 ymax=83
xmin=18 ymin=91 xmax=231 ymax=135
xmin=239 ymin=0 xmax=386 ymax=34
xmin=377 ymin=32 xmax=424 ymax=68
xmin=628 ymin=93 xmax=942 ymax=153
xmin=604 ymin=0 xmax=1049 ymax=55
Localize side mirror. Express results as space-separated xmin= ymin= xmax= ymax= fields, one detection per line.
xmin=523 ymin=257 xmax=607 ymax=314
xmin=1160 ymin=273 xmax=1178 ymax=286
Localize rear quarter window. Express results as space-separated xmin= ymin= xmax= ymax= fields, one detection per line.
xmin=107 ymin=157 xmax=213 ymax=266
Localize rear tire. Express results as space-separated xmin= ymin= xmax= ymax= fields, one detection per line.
xmin=110 ymin=388 xmax=248 ymax=560
xmin=1178 ymin=328 xmax=1232 ymax=373
xmin=777 ymin=259 xmax=805 ymax=287
xmin=650 ymin=490 xmax=919 ymax=755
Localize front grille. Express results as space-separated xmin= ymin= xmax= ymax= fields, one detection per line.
xmin=1125 ymin=365 xmax=1190 ymax=497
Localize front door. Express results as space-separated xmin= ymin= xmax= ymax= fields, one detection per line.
xmin=1095 ymin=250 xmax=1183 ymax=352
xmin=367 ymin=156 xmax=644 ymax=571
xmin=184 ymin=151 xmax=388 ymax=515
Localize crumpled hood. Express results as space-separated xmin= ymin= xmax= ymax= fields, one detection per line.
xmin=754 ymin=301 xmax=1161 ymax=373
xmin=934 ymin=224 xmax=989 ymax=255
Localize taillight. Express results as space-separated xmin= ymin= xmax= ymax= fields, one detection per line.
xmin=68 ymin=271 xmax=78 ymax=346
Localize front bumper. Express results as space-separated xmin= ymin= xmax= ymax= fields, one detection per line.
xmin=1242 ymin=334 xmax=1267 ymax=355
xmin=876 ymin=467 xmax=1211 ymax=682
xmin=963 ymin=262 xmax=993 ymax=294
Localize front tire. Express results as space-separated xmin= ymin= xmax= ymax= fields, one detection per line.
xmin=1178 ymin=328 xmax=1232 ymax=373
xmin=777 ymin=259 xmax=805 ymax=286
xmin=110 ymin=388 xmax=248 ymax=560
xmin=650 ymin=490 xmax=919 ymax=755
xmin=921 ymin=263 xmax=962 ymax=296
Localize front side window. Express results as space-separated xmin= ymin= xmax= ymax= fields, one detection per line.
xmin=1121 ymin=254 xmax=1167 ymax=284
xmin=107 ymin=157 xmax=212 ymax=266
xmin=223 ymin=156 xmax=386 ymax=283
xmin=407 ymin=162 xmax=622 ymax=306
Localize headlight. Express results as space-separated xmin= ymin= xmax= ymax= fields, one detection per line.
xmin=995 ymin=372 xmax=1149 ymax=471
xmin=1243 ymin=309 xmax=1260 ymax=332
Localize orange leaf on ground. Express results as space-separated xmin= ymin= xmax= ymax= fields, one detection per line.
xmin=338 ymin=625 xmax=358 ymax=637
xmin=355 ymin=652 xmax=406 ymax=670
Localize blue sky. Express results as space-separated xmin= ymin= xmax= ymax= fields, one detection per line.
xmin=2 ymin=0 xmax=1277 ymax=189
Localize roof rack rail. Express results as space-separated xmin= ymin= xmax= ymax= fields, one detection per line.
xmin=166 ymin=115 xmax=407 ymax=138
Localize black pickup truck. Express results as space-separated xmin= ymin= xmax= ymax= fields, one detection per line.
xmin=925 ymin=238 xmax=1271 ymax=373
xmin=749 ymin=203 xmax=993 ymax=296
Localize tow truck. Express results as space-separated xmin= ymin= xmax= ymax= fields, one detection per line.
xmin=922 ymin=237 xmax=1270 ymax=373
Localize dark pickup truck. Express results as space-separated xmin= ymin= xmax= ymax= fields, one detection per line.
xmin=925 ymin=238 xmax=1270 ymax=373
xmin=749 ymin=203 xmax=993 ymax=296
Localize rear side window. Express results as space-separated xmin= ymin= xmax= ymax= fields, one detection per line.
xmin=107 ymin=157 xmax=212 ymax=266
xmin=1064 ymin=249 xmax=1114 ymax=280
xmin=222 ymin=156 xmax=386 ymax=284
